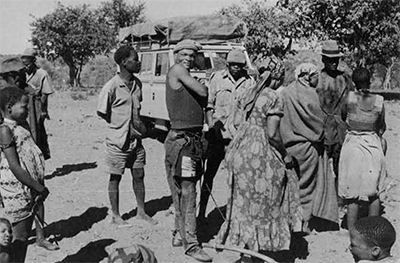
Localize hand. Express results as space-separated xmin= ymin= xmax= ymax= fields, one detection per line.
xmin=35 ymin=187 xmax=50 ymax=204
xmin=39 ymin=112 xmax=49 ymax=123
xmin=284 ymin=154 xmax=295 ymax=170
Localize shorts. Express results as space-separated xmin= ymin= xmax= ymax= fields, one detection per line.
xmin=104 ymin=139 xmax=146 ymax=175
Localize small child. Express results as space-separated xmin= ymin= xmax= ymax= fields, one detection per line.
xmin=339 ymin=67 xmax=387 ymax=231
xmin=0 ymin=218 xmax=13 ymax=263
xmin=349 ymin=216 xmax=397 ymax=262
xmin=0 ymin=87 xmax=51 ymax=262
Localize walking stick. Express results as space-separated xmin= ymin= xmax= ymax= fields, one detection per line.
xmin=202 ymin=243 xmax=278 ymax=263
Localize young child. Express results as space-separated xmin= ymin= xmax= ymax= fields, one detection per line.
xmin=0 ymin=87 xmax=51 ymax=262
xmin=338 ymin=67 xmax=387 ymax=231
xmin=349 ymin=216 xmax=397 ymax=262
xmin=0 ymin=218 xmax=13 ymax=263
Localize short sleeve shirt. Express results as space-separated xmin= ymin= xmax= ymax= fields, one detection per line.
xmin=26 ymin=68 xmax=54 ymax=95
xmin=97 ymin=74 xmax=142 ymax=149
xmin=207 ymin=69 xmax=255 ymax=138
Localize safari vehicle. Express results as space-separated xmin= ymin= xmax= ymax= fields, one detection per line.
xmin=119 ymin=16 xmax=253 ymax=133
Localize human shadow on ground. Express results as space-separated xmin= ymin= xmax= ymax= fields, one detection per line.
xmin=57 ymin=238 xmax=116 ymax=263
xmin=198 ymin=205 xmax=226 ymax=243
xmin=122 ymin=196 xmax=172 ymax=220
xmin=45 ymin=162 xmax=98 ymax=180
xmin=31 ymin=206 xmax=108 ymax=243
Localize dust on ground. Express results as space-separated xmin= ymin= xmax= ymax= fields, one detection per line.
xmin=25 ymin=93 xmax=400 ymax=263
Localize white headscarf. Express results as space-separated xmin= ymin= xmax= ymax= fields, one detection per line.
xmin=295 ymin=63 xmax=318 ymax=87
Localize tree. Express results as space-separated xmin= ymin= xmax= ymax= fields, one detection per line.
xmin=282 ymin=0 xmax=400 ymax=89
xmin=98 ymin=0 xmax=146 ymax=30
xmin=218 ymin=0 xmax=319 ymax=63
xmin=30 ymin=3 xmax=116 ymax=86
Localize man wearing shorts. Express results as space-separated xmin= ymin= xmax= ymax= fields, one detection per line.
xmin=97 ymin=45 xmax=157 ymax=226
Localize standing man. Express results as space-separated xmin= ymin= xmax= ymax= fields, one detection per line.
xmin=164 ymin=39 xmax=212 ymax=262
xmin=21 ymin=48 xmax=53 ymax=160
xmin=198 ymin=49 xmax=255 ymax=224
xmin=316 ymin=40 xmax=354 ymax=179
xmin=97 ymin=46 xmax=157 ymax=227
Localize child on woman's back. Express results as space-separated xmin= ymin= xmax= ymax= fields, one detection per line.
xmin=0 ymin=218 xmax=13 ymax=263
xmin=349 ymin=216 xmax=397 ymax=262
xmin=339 ymin=67 xmax=387 ymax=231
xmin=0 ymin=87 xmax=50 ymax=262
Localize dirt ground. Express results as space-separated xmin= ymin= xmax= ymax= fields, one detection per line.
xmin=24 ymin=92 xmax=400 ymax=263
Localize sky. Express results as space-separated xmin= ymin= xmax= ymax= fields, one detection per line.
xmin=0 ymin=0 xmax=276 ymax=55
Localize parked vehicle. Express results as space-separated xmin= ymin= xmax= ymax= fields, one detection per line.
xmin=119 ymin=16 xmax=254 ymax=133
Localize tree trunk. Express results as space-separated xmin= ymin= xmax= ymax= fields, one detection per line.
xmin=68 ymin=65 xmax=77 ymax=87
xmin=383 ymin=57 xmax=395 ymax=90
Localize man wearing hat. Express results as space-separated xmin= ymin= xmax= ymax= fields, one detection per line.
xmin=21 ymin=48 xmax=53 ymax=160
xmin=164 ymin=39 xmax=212 ymax=262
xmin=198 ymin=49 xmax=255 ymax=225
xmin=316 ymin=40 xmax=354 ymax=187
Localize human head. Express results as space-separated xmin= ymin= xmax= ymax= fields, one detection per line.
xmin=0 ymin=57 xmax=27 ymax=90
xmin=0 ymin=218 xmax=12 ymax=247
xmin=321 ymin=40 xmax=342 ymax=73
xmin=226 ymin=49 xmax=247 ymax=80
xmin=173 ymin=39 xmax=202 ymax=70
xmin=349 ymin=216 xmax=396 ymax=262
xmin=0 ymin=87 xmax=29 ymax=122
xmin=114 ymin=45 xmax=141 ymax=74
xmin=21 ymin=48 xmax=38 ymax=74
xmin=295 ymin=62 xmax=319 ymax=88
xmin=352 ymin=67 xmax=371 ymax=91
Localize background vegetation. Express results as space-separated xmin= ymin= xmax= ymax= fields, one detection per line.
xmin=1 ymin=0 xmax=399 ymax=91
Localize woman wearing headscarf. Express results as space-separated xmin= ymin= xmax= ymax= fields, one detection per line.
xmin=280 ymin=63 xmax=338 ymax=233
xmin=216 ymin=56 xmax=302 ymax=261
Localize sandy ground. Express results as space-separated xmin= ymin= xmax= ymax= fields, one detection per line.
xmin=24 ymin=92 xmax=400 ymax=263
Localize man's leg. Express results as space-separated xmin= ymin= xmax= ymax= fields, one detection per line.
xmin=130 ymin=167 xmax=158 ymax=225
xmin=347 ymin=199 xmax=359 ymax=231
xmin=369 ymin=196 xmax=380 ymax=217
xmin=109 ymin=173 xmax=130 ymax=225
xmin=181 ymin=178 xmax=212 ymax=262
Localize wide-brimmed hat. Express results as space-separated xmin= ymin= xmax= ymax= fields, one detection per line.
xmin=0 ymin=57 xmax=24 ymax=74
xmin=21 ymin=48 xmax=38 ymax=58
xmin=321 ymin=40 xmax=343 ymax=58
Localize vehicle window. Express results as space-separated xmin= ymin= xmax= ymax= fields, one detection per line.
xmin=155 ymin=53 xmax=169 ymax=76
xmin=212 ymin=52 xmax=229 ymax=71
xmin=140 ymin=53 xmax=153 ymax=76
xmin=194 ymin=52 xmax=212 ymax=70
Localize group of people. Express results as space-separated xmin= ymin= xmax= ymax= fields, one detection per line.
xmin=0 ymin=49 xmax=56 ymax=262
xmin=159 ymin=39 xmax=395 ymax=263
xmin=0 ymin=37 xmax=396 ymax=263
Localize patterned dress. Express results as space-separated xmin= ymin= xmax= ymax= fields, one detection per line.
xmin=216 ymin=88 xmax=301 ymax=252
xmin=0 ymin=118 xmax=45 ymax=223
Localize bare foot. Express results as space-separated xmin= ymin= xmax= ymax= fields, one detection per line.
xmin=110 ymin=216 xmax=133 ymax=228
xmin=135 ymin=213 xmax=158 ymax=225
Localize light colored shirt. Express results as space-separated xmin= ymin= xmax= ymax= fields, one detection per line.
xmin=97 ymin=74 xmax=142 ymax=149
xmin=26 ymin=68 xmax=54 ymax=95
xmin=207 ymin=69 xmax=255 ymax=139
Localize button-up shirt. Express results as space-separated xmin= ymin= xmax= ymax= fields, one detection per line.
xmin=207 ymin=69 xmax=255 ymax=139
xmin=97 ymin=74 xmax=142 ymax=148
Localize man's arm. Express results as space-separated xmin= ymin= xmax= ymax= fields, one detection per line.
xmin=172 ymin=64 xmax=208 ymax=97
xmin=97 ymin=86 xmax=112 ymax=123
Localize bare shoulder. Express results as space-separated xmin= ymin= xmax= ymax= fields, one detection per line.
xmin=168 ymin=64 xmax=190 ymax=78
xmin=0 ymin=125 xmax=12 ymax=143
